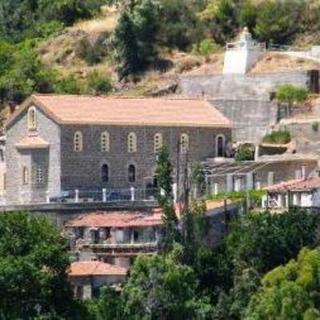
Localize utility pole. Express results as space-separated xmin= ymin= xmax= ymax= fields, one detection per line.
xmin=176 ymin=140 xmax=181 ymax=212
xmin=183 ymin=150 xmax=190 ymax=215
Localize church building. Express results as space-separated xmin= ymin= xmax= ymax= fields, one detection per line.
xmin=5 ymin=95 xmax=232 ymax=204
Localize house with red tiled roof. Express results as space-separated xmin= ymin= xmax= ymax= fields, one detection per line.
xmin=5 ymin=94 xmax=232 ymax=205
xmin=263 ymin=176 xmax=320 ymax=209
xmin=65 ymin=209 xmax=163 ymax=268
xmin=69 ymin=261 xmax=127 ymax=299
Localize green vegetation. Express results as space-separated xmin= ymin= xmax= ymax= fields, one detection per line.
xmin=1 ymin=193 xmax=319 ymax=319
xmin=263 ymin=129 xmax=291 ymax=144
xmin=246 ymin=248 xmax=320 ymax=319
xmin=0 ymin=0 xmax=319 ymax=101
xmin=192 ymin=38 xmax=220 ymax=61
xmin=235 ymin=145 xmax=255 ymax=161
xmin=312 ymin=121 xmax=319 ymax=132
xmin=82 ymin=209 xmax=319 ymax=320
xmin=86 ymin=71 xmax=113 ymax=95
xmin=276 ymin=84 xmax=309 ymax=105
xmin=0 ymin=212 xmax=82 ymax=319
xmin=155 ymin=145 xmax=179 ymax=252
xmin=0 ymin=0 xmax=104 ymax=43
xmin=209 ymin=189 xmax=266 ymax=201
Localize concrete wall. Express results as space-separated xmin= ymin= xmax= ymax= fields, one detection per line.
xmin=178 ymin=71 xmax=319 ymax=143
xmin=210 ymin=99 xmax=278 ymax=143
xmin=179 ymin=72 xmax=316 ymax=99
xmin=223 ymin=48 xmax=264 ymax=74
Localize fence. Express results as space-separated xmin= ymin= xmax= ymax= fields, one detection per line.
xmin=16 ymin=187 xmax=159 ymax=205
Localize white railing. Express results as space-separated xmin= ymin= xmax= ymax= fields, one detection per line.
xmin=50 ymin=188 xmax=158 ymax=204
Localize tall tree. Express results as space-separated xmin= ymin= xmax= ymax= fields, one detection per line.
xmin=132 ymin=0 xmax=159 ymax=68
xmin=111 ymin=10 xmax=140 ymax=80
xmin=155 ymin=145 xmax=179 ymax=252
xmin=0 ymin=212 xmax=77 ymax=319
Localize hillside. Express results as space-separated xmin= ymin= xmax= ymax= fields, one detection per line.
xmin=2 ymin=0 xmax=320 ymax=107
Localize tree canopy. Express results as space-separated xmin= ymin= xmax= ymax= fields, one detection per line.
xmin=0 ymin=212 xmax=78 ymax=319
xmin=246 ymin=248 xmax=320 ymax=320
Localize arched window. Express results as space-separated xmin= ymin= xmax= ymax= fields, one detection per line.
xmin=154 ymin=133 xmax=163 ymax=153
xmin=22 ymin=166 xmax=29 ymax=185
xmin=128 ymin=132 xmax=137 ymax=153
xmin=36 ymin=166 xmax=43 ymax=185
xmin=27 ymin=107 xmax=37 ymax=131
xmin=101 ymin=164 xmax=109 ymax=182
xmin=128 ymin=164 xmax=136 ymax=183
xmin=101 ymin=131 xmax=110 ymax=152
xmin=216 ymin=135 xmax=225 ymax=157
xmin=180 ymin=133 xmax=189 ymax=154
xmin=74 ymin=131 xmax=83 ymax=152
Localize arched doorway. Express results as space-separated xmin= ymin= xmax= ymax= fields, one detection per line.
xmin=101 ymin=164 xmax=109 ymax=183
xmin=216 ymin=135 xmax=225 ymax=157
xmin=128 ymin=164 xmax=136 ymax=183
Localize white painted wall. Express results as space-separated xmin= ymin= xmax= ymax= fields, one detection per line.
xmin=312 ymin=189 xmax=320 ymax=207
xmin=223 ymin=49 xmax=264 ymax=74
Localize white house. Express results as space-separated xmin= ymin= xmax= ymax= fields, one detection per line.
xmin=262 ymin=177 xmax=320 ymax=209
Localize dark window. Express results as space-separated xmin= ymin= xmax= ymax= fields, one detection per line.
xmin=75 ymin=286 xmax=83 ymax=300
xmin=101 ymin=164 xmax=109 ymax=182
xmin=217 ymin=136 xmax=225 ymax=157
xmin=128 ymin=164 xmax=136 ymax=183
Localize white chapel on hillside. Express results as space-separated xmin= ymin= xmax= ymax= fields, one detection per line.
xmin=223 ymin=27 xmax=266 ymax=74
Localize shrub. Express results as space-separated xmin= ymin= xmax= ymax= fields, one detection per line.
xmin=176 ymin=56 xmax=202 ymax=73
xmin=312 ymin=121 xmax=319 ymax=132
xmin=209 ymin=190 xmax=266 ymax=207
xmin=86 ymin=71 xmax=112 ymax=95
xmin=192 ymin=38 xmax=220 ymax=58
xmin=263 ymin=129 xmax=291 ymax=144
xmin=276 ymin=84 xmax=309 ymax=105
xmin=34 ymin=21 xmax=65 ymax=39
xmin=56 ymin=75 xmax=83 ymax=94
xmin=235 ymin=146 xmax=254 ymax=161
xmin=76 ymin=38 xmax=101 ymax=66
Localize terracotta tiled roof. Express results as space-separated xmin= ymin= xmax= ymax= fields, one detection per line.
xmin=69 ymin=261 xmax=127 ymax=277
xmin=65 ymin=209 xmax=163 ymax=228
xmin=266 ymin=177 xmax=320 ymax=192
xmin=15 ymin=135 xmax=49 ymax=149
xmin=6 ymin=94 xmax=232 ymax=128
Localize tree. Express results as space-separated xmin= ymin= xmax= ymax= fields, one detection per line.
xmin=132 ymin=0 xmax=159 ymax=68
xmin=112 ymin=10 xmax=140 ymax=80
xmin=159 ymin=0 xmax=206 ymax=50
xmin=155 ymin=145 xmax=179 ymax=252
xmin=254 ymin=0 xmax=303 ymax=44
xmin=0 ymin=0 xmax=103 ymax=42
xmin=0 ymin=212 xmax=77 ymax=319
xmin=226 ymin=209 xmax=319 ymax=274
xmin=92 ymin=286 xmax=122 ymax=320
xmin=246 ymin=248 xmax=320 ymax=320
xmin=200 ymin=0 xmax=238 ymax=44
xmin=0 ymin=44 xmax=57 ymax=104
xmin=56 ymin=74 xmax=83 ymax=94
xmin=111 ymin=1 xmax=159 ymax=80
xmin=121 ymin=244 xmax=212 ymax=320
xmin=276 ymin=84 xmax=309 ymax=117
xmin=207 ymin=209 xmax=319 ymax=320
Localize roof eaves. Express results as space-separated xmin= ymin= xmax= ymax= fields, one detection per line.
xmin=5 ymin=95 xmax=63 ymax=130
